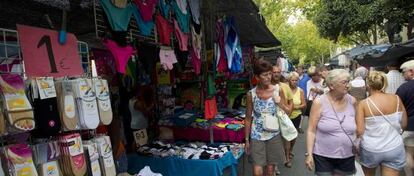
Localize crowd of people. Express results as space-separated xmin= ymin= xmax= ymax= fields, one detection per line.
xmin=244 ymin=58 xmax=414 ymax=176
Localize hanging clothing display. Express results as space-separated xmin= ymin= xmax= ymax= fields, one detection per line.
xmin=215 ymin=19 xmax=227 ymax=72
xmin=132 ymin=4 xmax=155 ymax=36
xmin=158 ymin=0 xmax=172 ymax=19
xmin=191 ymin=25 xmax=202 ymax=60
xmin=188 ymin=0 xmax=200 ymax=24
xmin=155 ymin=14 xmax=173 ymax=46
xmin=100 ymin=0 xmax=133 ymax=31
xmin=174 ymin=20 xmax=189 ymax=51
xmin=159 ymin=48 xmax=178 ymax=70
xmin=103 ymin=39 xmax=135 ymax=74
xmin=224 ymin=17 xmax=242 ymax=73
xmin=134 ymin=0 xmax=158 ymax=22
xmin=172 ymin=0 xmax=190 ymax=33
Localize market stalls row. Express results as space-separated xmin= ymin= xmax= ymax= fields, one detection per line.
xmin=0 ymin=0 xmax=281 ymax=175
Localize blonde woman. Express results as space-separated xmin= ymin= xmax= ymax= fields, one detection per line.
xmin=356 ymin=71 xmax=407 ymax=176
xmin=282 ymin=72 xmax=306 ymax=168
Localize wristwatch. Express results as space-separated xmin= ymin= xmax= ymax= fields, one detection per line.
xmin=245 ymin=138 xmax=249 ymax=142
xmin=305 ymin=152 xmax=310 ymax=156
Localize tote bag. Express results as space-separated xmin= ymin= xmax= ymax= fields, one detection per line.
xmin=278 ymin=107 xmax=298 ymax=141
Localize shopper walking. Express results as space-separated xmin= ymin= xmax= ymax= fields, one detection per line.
xmin=282 ymin=72 xmax=306 ymax=168
xmin=385 ymin=61 xmax=405 ymax=94
xmin=304 ymin=66 xmax=324 ymax=116
xmin=349 ymin=67 xmax=368 ymax=102
xmin=305 ymin=69 xmax=357 ymax=176
xmin=245 ymin=59 xmax=289 ymax=176
xmin=396 ymin=60 xmax=414 ymax=176
xmin=356 ymin=71 xmax=407 ymax=176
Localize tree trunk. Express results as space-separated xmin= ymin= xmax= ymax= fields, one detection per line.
xmin=408 ymin=17 xmax=414 ymax=40
xmin=373 ymin=25 xmax=378 ymax=44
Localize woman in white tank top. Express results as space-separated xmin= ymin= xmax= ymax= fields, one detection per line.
xmin=356 ymin=71 xmax=408 ymax=176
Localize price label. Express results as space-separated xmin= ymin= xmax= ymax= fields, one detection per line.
xmin=17 ymin=24 xmax=83 ymax=77
xmin=133 ymin=129 xmax=148 ymax=148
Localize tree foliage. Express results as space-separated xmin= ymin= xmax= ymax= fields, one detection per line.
xmin=254 ymin=0 xmax=337 ymax=64
xmin=314 ymin=0 xmax=414 ymax=44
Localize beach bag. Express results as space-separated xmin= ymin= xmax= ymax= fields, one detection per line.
xmin=278 ymin=109 xmax=298 ymax=141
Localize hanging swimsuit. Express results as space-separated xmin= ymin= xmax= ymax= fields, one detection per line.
xmin=174 ymin=20 xmax=189 ymax=51
xmin=159 ymin=48 xmax=178 ymax=70
xmin=188 ymin=0 xmax=200 ymax=24
xmin=131 ymin=4 xmax=154 ymax=36
xmin=103 ymin=39 xmax=135 ymax=74
xmin=172 ymin=0 xmax=190 ymax=33
xmin=134 ymin=0 xmax=158 ymax=22
xmin=158 ymin=0 xmax=172 ymax=19
xmin=100 ymin=0 xmax=133 ymax=31
xmin=155 ymin=15 xmax=173 ymax=46
xmin=215 ymin=19 xmax=227 ymax=72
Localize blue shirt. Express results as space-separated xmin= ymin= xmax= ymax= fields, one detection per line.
xmin=298 ymin=73 xmax=310 ymax=98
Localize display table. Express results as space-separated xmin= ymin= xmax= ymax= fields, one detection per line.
xmin=163 ymin=126 xmax=245 ymax=143
xmin=128 ymin=152 xmax=238 ymax=176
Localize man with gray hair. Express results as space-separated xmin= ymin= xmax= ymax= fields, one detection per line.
xmin=396 ymin=59 xmax=414 ymax=175
xmin=385 ymin=61 xmax=405 ymax=94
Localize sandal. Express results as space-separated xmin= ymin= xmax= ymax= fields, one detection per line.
xmin=289 ymin=152 xmax=294 ymax=159
xmin=284 ymin=161 xmax=292 ymax=168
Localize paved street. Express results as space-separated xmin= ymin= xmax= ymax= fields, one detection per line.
xmin=235 ymin=117 xmax=366 ymax=176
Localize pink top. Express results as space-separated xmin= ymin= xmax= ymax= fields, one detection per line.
xmin=103 ymin=39 xmax=135 ymax=74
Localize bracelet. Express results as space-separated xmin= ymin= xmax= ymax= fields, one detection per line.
xmin=245 ymin=138 xmax=249 ymax=142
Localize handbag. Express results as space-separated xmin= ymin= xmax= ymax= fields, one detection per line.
xmin=278 ymin=109 xmax=298 ymax=141
xmin=262 ymin=85 xmax=280 ymax=132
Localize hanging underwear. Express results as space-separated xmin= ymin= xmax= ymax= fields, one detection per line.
xmin=158 ymin=0 xmax=172 ymax=19
xmin=100 ymin=0 xmax=133 ymax=31
xmin=103 ymin=39 xmax=135 ymax=74
xmin=172 ymin=0 xmax=190 ymax=33
xmin=132 ymin=4 xmax=155 ymax=36
xmin=134 ymin=0 xmax=158 ymax=22
xmin=155 ymin=14 xmax=173 ymax=46
xmin=188 ymin=0 xmax=200 ymax=24
xmin=176 ymin=0 xmax=188 ymax=14
xmin=190 ymin=49 xmax=201 ymax=75
xmin=191 ymin=25 xmax=202 ymax=59
xmin=159 ymin=48 xmax=178 ymax=70
xmin=216 ymin=19 xmax=227 ymax=72
xmin=174 ymin=20 xmax=189 ymax=51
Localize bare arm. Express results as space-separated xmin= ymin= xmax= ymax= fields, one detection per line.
xmin=245 ymin=92 xmax=253 ymax=141
xmin=398 ymin=96 xmax=408 ymax=130
xmin=306 ymin=98 xmax=322 ymax=155
xmin=356 ymin=100 xmax=366 ymax=138
xmin=297 ymin=89 xmax=307 ymax=110
xmin=278 ymin=89 xmax=291 ymax=114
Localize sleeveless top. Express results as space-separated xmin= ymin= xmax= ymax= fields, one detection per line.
xmin=361 ymin=96 xmax=403 ymax=153
xmin=250 ymin=87 xmax=279 ymax=141
xmin=290 ymin=88 xmax=302 ymax=119
xmin=129 ymin=99 xmax=148 ymax=130
xmin=313 ymin=94 xmax=356 ymax=158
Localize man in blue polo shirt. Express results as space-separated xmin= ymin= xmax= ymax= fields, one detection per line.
xmin=396 ymin=60 xmax=414 ymax=175
xmin=296 ymin=66 xmax=310 ymax=133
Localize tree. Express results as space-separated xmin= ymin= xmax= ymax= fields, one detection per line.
xmin=253 ymin=0 xmax=338 ymax=64
xmin=314 ymin=0 xmax=414 ymax=44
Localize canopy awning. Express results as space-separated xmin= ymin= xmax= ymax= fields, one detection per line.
xmin=202 ymin=0 xmax=281 ymax=48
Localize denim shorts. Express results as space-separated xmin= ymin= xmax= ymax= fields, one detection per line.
xmin=359 ymin=144 xmax=406 ymax=170
xmin=313 ymin=154 xmax=356 ymax=176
